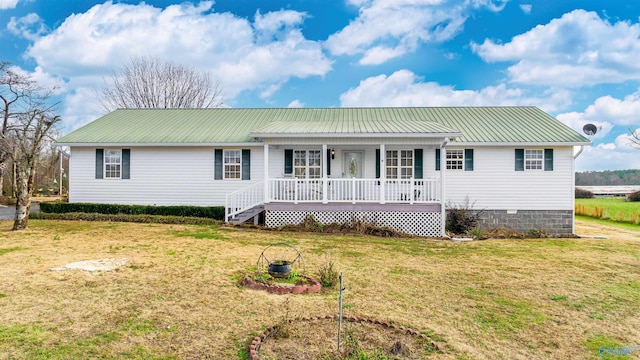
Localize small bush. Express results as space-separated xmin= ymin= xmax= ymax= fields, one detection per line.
xmin=575 ymin=188 xmax=594 ymax=199
xmin=446 ymin=200 xmax=483 ymax=235
xmin=467 ymin=228 xmax=488 ymax=240
xmin=317 ymin=257 xmax=339 ymax=288
xmin=39 ymin=202 xmax=225 ymax=219
xmin=526 ymin=229 xmax=548 ymax=238
xmin=628 ymin=190 xmax=640 ymax=202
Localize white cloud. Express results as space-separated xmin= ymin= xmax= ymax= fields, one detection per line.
xmin=23 ymin=1 xmax=331 ymax=128
xmin=576 ymin=139 xmax=640 ymax=171
xmin=287 ymin=100 xmax=304 ymax=108
xmin=519 ymin=4 xmax=532 ymax=14
xmin=5 ymin=65 xmax=66 ymax=95
xmin=472 ymin=9 xmax=640 ymax=87
xmin=7 ymin=13 xmax=48 ymax=40
xmin=556 ymin=90 xmax=640 ymax=140
xmin=61 ymin=87 xmax=105 ymax=130
xmin=339 ymin=69 xmax=570 ymax=112
xmin=581 ymin=93 xmax=640 ymax=126
xmin=0 ymin=0 xmax=18 ymax=10
xmin=325 ymin=0 xmax=506 ymax=64
xmin=555 ymin=112 xmax=613 ymax=140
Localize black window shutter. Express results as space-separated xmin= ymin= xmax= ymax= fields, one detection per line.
xmin=242 ymin=149 xmax=251 ymax=180
xmin=95 ymin=149 xmax=103 ymax=179
xmin=544 ymin=149 xmax=553 ymax=171
xmin=414 ymin=149 xmax=423 ymax=179
xmin=435 ymin=148 xmax=441 ymax=171
xmin=515 ymin=149 xmax=524 ymax=171
xmin=122 ymin=149 xmax=130 ymax=179
xmin=375 ymin=149 xmax=380 ymax=179
xmin=284 ymin=149 xmax=293 ymax=175
xmin=214 ymin=149 xmax=223 ymax=180
xmin=464 ymin=149 xmax=474 ymax=171
xmin=326 ymin=148 xmax=331 ymax=176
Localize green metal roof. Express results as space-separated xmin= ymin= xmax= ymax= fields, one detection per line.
xmin=249 ymin=119 xmax=460 ymax=136
xmin=57 ymin=107 xmax=590 ymax=145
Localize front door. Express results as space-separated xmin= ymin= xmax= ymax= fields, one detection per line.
xmin=342 ymin=151 xmax=363 ymax=178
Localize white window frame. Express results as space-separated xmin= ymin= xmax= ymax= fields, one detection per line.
xmin=525 ymin=149 xmax=543 ymax=170
xmin=386 ymin=150 xmax=413 ymax=179
xmin=104 ymin=149 xmax=122 ymax=179
xmin=293 ymin=149 xmax=321 ymax=179
xmin=446 ymin=149 xmax=464 ymax=170
xmin=223 ymin=150 xmax=242 ymax=180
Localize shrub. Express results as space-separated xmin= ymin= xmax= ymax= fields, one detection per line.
xmin=628 ymin=190 xmax=640 ymax=202
xmin=39 ymin=202 xmax=225 ymax=219
xmin=467 ymin=228 xmax=488 ymax=240
xmin=575 ymin=188 xmax=594 ymax=199
xmin=446 ymin=200 xmax=482 ymax=235
xmin=317 ymin=257 xmax=339 ymax=288
xmin=32 ymin=212 xmax=222 ymax=225
xmin=526 ymin=229 xmax=548 ymax=238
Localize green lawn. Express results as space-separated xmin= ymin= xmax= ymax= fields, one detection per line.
xmin=0 ymin=218 xmax=639 ymax=359
xmin=575 ymin=197 xmax=640 ymax=224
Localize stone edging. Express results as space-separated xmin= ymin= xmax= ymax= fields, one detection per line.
xmin=242 ymin=275 xmax=322 ymax=295
xmin=248 ymin=315 xmax=445 ymax=360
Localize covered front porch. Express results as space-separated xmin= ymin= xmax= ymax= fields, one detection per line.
xmin=225 ymin=142 xmax=449 ymax=237
xmin=225 ymin=117 xmax=461 ymax=237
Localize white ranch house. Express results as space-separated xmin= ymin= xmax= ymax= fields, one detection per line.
xmin=57 ymin=107 xmax=590 ymax=237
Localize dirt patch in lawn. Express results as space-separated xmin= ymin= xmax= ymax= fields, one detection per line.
xmin=49 ymin=258 xmax=129 ymax=272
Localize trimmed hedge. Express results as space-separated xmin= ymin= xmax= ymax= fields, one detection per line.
xmin=32 ymin=212 xmax=223 ymax=225
xmin=39 ymin=202 xmax=225 ymax=220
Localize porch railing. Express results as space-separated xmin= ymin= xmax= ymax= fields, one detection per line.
xmin=225 ymin=181 xmax=264 ymax=221
xmin=226 ymin=177 xmax=440 ymax=222
xmin=267 ymin=177 xmax=440 ymax=204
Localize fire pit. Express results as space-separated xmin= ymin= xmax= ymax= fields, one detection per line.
xmin=256 ymin=243 xmax=305 ymax=281
xmin=268 ymin=260 xmax=292 ymax=278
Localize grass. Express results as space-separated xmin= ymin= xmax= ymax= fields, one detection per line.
xmin=575 ymin=197 xmax=640 ymax=224
xmin=0 ymin=218 xmax=639 ymax=359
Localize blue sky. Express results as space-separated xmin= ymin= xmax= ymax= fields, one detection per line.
xmin=1 ymin=0 xmax=639 ymax=171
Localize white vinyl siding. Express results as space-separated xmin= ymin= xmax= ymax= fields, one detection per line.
xmin=443 ymin=146 xmax=573 ymax=210
xmin=69 ymin=147 xmax=263 ymax=206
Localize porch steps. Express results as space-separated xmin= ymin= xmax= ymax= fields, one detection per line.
xmin=228 ymin=205 xmax=264 ymax=225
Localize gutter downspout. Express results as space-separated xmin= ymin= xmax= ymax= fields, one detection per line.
xmin=440 ymin=137 xmax=449 ymax=238
xmin=572 ymin=144 xmax=585 ymax=235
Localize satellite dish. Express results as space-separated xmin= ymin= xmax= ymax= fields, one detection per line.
xmin=583 ymin=123 xmax=598 ymax=136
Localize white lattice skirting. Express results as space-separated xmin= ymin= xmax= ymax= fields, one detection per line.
xmin=265 ymin=210 xmax=442 ymax=237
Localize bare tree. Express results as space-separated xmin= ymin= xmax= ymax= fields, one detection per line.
xmin=630 ymin=128 xmax=640 ymax=148
xmin=0 ymin=61 xmax=61 ymax=230
xmin=0 ymin=62 xmax=39 ymax=196
xmin=99 ymin=56 xmax=225 ymax=111
xmin=4 ymin=110 xmax=61 ymax=229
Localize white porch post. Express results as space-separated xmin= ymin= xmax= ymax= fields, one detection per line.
xmin=380 ymin=144 xmax=386 ymax=204
xmin=440 ymin=138 xmax=448 ymax=237
xmin=322 ymin=144 xmax=328 ymax=204
xmin=263 ymin=144 xmax=269 ymax=204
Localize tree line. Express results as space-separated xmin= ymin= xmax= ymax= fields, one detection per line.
xmin=575 ymin=169 xmax=640 ymax=186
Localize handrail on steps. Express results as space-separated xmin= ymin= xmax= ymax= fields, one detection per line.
xmin=225 ymin=181 xmax=264 ymax=222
